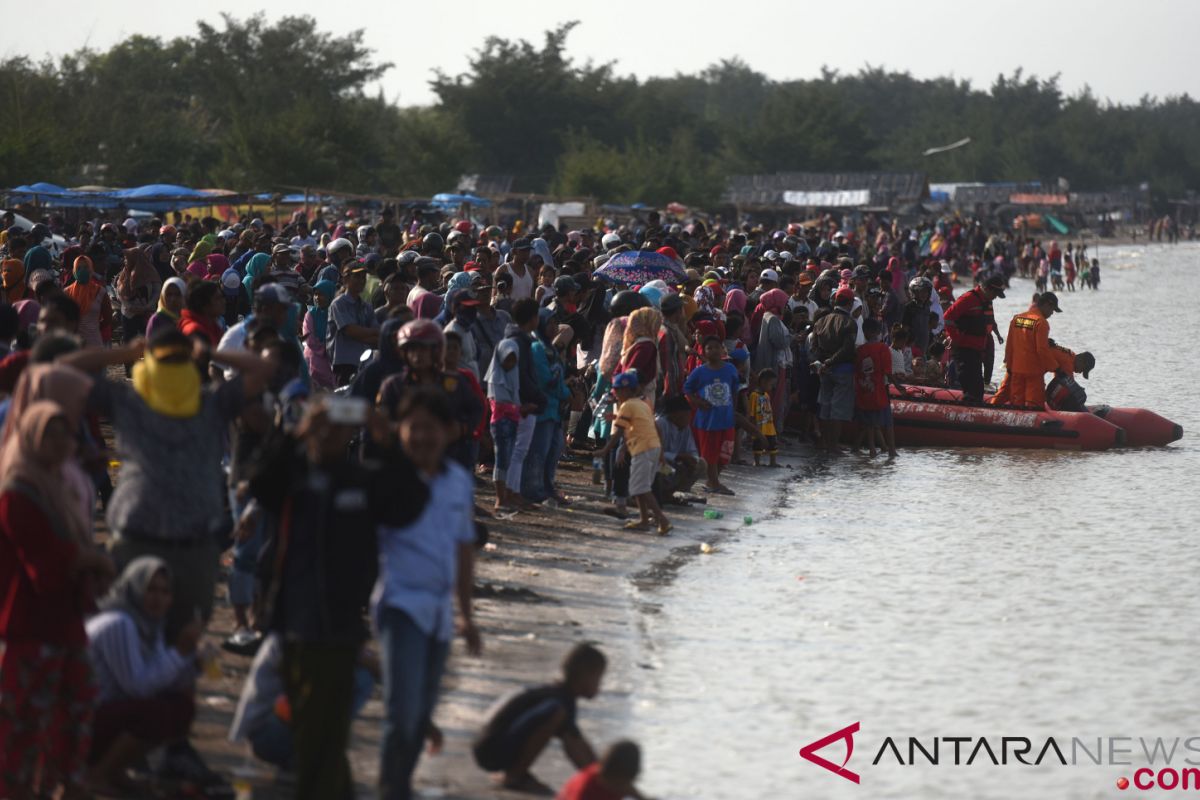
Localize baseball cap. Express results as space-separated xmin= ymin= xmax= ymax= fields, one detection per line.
xmin=271 ymin=243 xmax=292 ymax=256
xmin=762 ymin=250 xmax=779 ymax=263
xmin=220 ymin=271 xmax=242 ymax=291
xmin=255 ymin=284 xmax=291 ymax=305
xmin=612 ymin=371 xmax=639 ymax=389
xmin=984 ymin=274 xmax=1007 ymax=298
xmin=1039 ymin=290 xmax=1062 ymax=311
xmin=940 ymin=261 xmax=952 ymax=274
xmin=729 ymin=347 xmax=750 ymax=363
xmin=455 ymin=290 xmax=482 ymax=307
xmin=852 ymin=264 xmax=871 ymax=279
xmin=709 ymin=245 xmax=726 ymax=257
xmin=660 ymin=293 xmax=683 ymax=315
xmin=553 ymin=275 xmax=578 ymax=294
xmin=512 ymin=237 xmax=533 ymax=251
xmin=759 ymin=268 xmax=780 ymax=283
xmin=834 ymin=287 xmax=856 ymax=304
xmin=345 ymin=262 xmax=368 ymax=275
xmin=797 ymin=271 xmax=815 ymax=286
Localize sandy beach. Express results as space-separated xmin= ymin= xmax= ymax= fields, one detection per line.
xmin=189 ymin=446 xmax=798 ymax=798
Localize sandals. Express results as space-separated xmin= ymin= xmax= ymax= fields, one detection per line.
xmin=623 ymin=520 xmax=652 ymax=531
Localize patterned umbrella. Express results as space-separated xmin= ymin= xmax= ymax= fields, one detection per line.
xmin=593 ymin=250 xmax=687 ymax=286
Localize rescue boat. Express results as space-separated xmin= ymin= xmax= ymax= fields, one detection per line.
xmin=887 ymin=385 xmax=1125 ymax=450
xmin=877 ymin=386 xmax=1183 ymax=450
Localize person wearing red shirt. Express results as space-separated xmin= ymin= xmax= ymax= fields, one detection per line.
xmin=942 ymin=274 xmax=1005 ymax=404
xmin=854 ymin=319 xmax=898 ymax=458
xmin=557 ymin=740 xmax=645 ymax=800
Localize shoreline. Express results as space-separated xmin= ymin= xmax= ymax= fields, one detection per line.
xmin=193 ymin=445 xmax=799 ymax=798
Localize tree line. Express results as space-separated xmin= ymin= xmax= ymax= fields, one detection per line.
xmin=2 ymin=15 xmax=1198 ymax=209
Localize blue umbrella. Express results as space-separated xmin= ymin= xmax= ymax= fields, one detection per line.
xmin=593 ymin=250 xmax=687 ymax=286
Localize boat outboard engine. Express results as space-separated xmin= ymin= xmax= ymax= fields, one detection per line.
xmin=1046 ymin=371 xmax=1088 ymax=412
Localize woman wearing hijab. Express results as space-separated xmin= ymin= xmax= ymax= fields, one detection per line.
xmin=205 ymin=252 xmax=231 ymax=282
xmin=0 ymin=401 xmax=111 ymax=800
xmin=302 ymin=279 xmax=337 ymax=389
xmin=752 ymin=288 xmax=793 ymax=425
xmin=485 ymin=338 xmax=521 ymax=510
xmin=85 ymin=558 xmax=199 ymax=796
xmin=64 ymin=255 xmax=114 ymax=348
xmin=1 ymin=257 xmax=28 ymax=304
xmin=116 ymin=247 xmax=162 ymax=361
xmin=242 ymin=252 xmax=271 ymax=305
xmin=410 ymin=290 xmax=442 ymax=320
xmin=723 ymin=287 xmax=748 ymax=318
xmin=146 ymin=276 xmax=187 ymax=338
xmin=22 ymin=244 xmax=53 ymax=281
xmin=618 ymin=306 xmax=663 ymax=403
xmin=186 ymin=234 xmax=217 ymax=269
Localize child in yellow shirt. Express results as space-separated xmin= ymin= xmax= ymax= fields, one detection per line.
xmin=748 ymin=369 xmax=779 ymax=466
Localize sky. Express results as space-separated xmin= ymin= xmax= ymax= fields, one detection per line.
xmin=2 ymin=0 xmax=1197 ymax=107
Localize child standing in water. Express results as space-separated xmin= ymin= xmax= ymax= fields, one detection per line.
xmin=748 ymin=369 xmax=779 ymax=467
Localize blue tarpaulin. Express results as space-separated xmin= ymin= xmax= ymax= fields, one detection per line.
xmin=431 ymin=192 xmax=491 ymax=211
xmin=4 ymin=182 xmax=239 ymax=211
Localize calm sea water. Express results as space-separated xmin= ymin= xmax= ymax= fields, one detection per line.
xmin=627 ymin=243 xmax=1200 ymax=799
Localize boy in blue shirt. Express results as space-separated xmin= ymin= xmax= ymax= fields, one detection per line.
xmin=683 ymin=336 xmax=740 ymax=495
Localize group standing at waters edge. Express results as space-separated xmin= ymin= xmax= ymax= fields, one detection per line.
xmin=0 ymin=206 xmax=1105 ymax=799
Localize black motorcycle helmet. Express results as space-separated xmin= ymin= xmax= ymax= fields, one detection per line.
xmin=609 ymin=289 xmax=651 ymax=318
xmin=421 ymin=231 xmax=444 ymax=255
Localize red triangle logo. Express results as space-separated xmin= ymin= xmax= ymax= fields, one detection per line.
xmin=799 ymin=722 xmax=861 ymax=784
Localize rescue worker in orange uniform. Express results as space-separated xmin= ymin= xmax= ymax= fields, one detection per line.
xmin=996 ymin=292 xmax=1062 ymax=408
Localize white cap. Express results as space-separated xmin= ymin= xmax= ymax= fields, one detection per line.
xmin=832 ymin=231 xmax=846 ymax=240
xmin=602 ymin=232 xmax=621 ymax=250
xmin=940 ymin=261 xmax=952 ymax=273
xmin=123 ymin=217 xmax=138 ymax=231
xmin=328 ymin=237 xmax=353 ymax=255
xmin=221 ymin=270 xmax=242 ymax=290
xmin=763 ymin=250 xmax=779 ymax=262
xmin=759 ymin=268 xmax=780 ymax=283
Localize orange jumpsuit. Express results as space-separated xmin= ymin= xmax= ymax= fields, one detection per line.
xmin=990 ymin=343 xmax=1074 ymax=405
xmin=992 ymin=310 xmax=1059 ymax=408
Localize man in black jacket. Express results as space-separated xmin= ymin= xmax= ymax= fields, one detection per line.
xmin=503 ymin=299 xmax=547 ymax=507
xmin=247 ymin=397 xmax=429 ymax=800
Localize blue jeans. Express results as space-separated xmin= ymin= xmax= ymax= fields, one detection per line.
xmin=378 ymin=607 xmax=449 ymax=800
xmin=491 ymin=418 xmax=517 ymax=482
xmin=520 ymin=418 xmax=560 ymax=502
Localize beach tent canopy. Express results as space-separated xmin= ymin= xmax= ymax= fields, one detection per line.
xmin=431 ymin=192 xmax=491 ymax=211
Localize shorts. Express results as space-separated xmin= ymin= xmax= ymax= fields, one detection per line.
xmin=473 ymin=698 xmax=571 ymax=772
xmin=629 ymin=448 xmax=660 ymax=496
xmin=855 ymin=408 xmax=889 ymax=427
xmin=818 ymin=371 xmax=855 ymax=422
xmin=754 ymin=434 xmax=779 ymax=456
xmin=694 ymin=428 xmax=734 ymax=466
xmin=229 ymin=568 xmax=256 ymax=607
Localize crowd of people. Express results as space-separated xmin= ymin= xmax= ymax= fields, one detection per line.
xmin=0 ymin=205 xmax=1102 ymax=799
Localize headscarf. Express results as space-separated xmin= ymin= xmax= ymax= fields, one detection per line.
xmin=131 ymin=345 xmax=202 ymax=418
xmin=531 ymin=238 xmax=555 ymax=272
xmin=188 ymin=234 xmax=217 ymax=265
xmin=307 ymin=279 xmax=336 ymax=343
xmin=98 ymin=557 xmax=171 ymax=649
xmin=411 ymin=291 xmax=443 ymax=320
xmin=157 ymin=277 xmax=187 ymax=319
xmin=693 ymin=284 xmax=722 ymax=320
xmin=759 ymin=287 xmax=789 ymax=315
xmin=117 ymin=246 xmax=161 ymax=309
xmin=1 ymin=365 xmax=95 ymax=543
xmin=1 ymin=363 xmax=93 ymax=446
xmin=0 ymin=400 xmax=89 ymax=544
xmin=484 ymin=338 xmax=521 ymax=405
xmin=243 ymin=252 xmax=270 ymax=302
xmin=63 ymin=255 xmax=104 ymax=313
xmin=621 ymin=307 xmax=663 ymax=362
xmin=446 ymin=271 xmax=473 ymax=293
xmin=22 ymin=245 xmax=52 ymax=277
xmin=638 ymin=285 xmax=663 ymax=308
xmin=599 ymin=317 xmax=628 ymax=379
xmin=723 ymin=287 xmax=748 ymax=316
xmin=1 ymin=258 xmax=26 ymax=304
xmin=205 ymin=252 xmax=231 ymax=280
xmin=12 ymin=299 xmax=39 ymax=332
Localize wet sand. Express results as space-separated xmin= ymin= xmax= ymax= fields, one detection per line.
xmin=190 ymin=448 xmax=798 ymax=798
